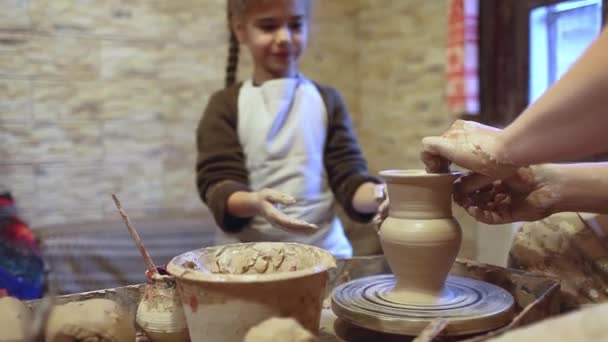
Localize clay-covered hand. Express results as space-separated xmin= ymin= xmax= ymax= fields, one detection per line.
xmin=421 ymin=120 xmax=517 ymax=179
xmin=453 ymin=166 xmax=559 ymax=224
xmin=254 ymin=189 xmax=319 ymax=234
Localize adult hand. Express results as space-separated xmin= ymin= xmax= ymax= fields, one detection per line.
xmin=421 ymin=120 xmax=517 ymax=179
xmin=453 ymin=166 xmax=559 ymax=224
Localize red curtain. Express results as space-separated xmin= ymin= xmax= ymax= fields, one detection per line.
xmin=446 ymin=0 xmax=480 ymax=118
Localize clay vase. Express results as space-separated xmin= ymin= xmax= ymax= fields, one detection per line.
xmin=136 ymin=268 xmax=190 ymax=342
xmin=378 ymin=170 xmax=462 ymax=304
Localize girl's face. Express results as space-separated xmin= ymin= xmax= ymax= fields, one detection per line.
xmin=233 ymin=0 xmax=309 ymax=83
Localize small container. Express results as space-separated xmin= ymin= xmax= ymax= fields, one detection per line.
xmin=136 ymin=266 xmax=189 ymax=342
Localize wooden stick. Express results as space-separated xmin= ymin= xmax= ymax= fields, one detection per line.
xmin=112 ymin=193 xmax=158 ymax=275
xmin=27 ymin=295 xmax=54 ymax=342
xmin=27 ymin=262 xmax=56 ymax=342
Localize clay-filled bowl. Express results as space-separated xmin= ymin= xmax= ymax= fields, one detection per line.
xmin=166 ymin=242 xmax=336 ymax=342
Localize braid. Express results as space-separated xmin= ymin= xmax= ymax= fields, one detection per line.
xmin=225 ymin=30 xmax=240 ymax=88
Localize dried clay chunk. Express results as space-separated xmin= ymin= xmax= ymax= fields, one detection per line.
xmin=486 ymin=300 xmax=608 ymax=341
xmin=509 ymin=213 xmax=608 ymax=309
xmin=211 ymin=243 xmax=311 ymax=275
xmin=0 ymin=296 xmax=32 ymax=342
xmin=45 ymin=298 xmax=135 ymax=342
xmin=244 ymin=317 xmax=317 ymax=342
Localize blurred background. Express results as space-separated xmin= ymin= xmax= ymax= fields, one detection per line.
xmin=1 ymin=0 xmax=604 ymax=294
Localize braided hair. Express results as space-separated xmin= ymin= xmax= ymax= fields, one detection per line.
xmin=225 ymin=0 xmax=246 ymax=88
xmin=225 ymin=30 xmax=240 ymax=88
xmin=225 ymin=0 xmax=245 ymax=88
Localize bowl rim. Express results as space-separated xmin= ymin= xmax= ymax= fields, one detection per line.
xmin=166 ymin=242 xmax=337 ymax=283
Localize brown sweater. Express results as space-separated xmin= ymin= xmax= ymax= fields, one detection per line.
xmin=196 ymin=81 xmax=381 ymax=233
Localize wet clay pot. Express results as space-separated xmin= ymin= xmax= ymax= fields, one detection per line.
xmin=378 ymin=170 xmax=462 ymax=304
xmin=166 ymin=242 xmax=336 ymax=342
xmin=136 ymin=268 xmax=189 ymax=341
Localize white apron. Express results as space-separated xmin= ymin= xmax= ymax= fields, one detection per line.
xmin=214 ymin=76 xmax=352 ymax=258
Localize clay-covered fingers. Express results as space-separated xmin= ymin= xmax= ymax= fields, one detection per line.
xmin=421 ymin=120 xmax=469 ymax=169
xmin=421 ymin=150 xmax=451 ymax=174
xmin=422 ymin=133 xmax=494 ymax=177
xmin=421 ymin=136 xmax=458 ymax=172
xmin=421 ymin=120 xmax=518 ymax=179
xmin=458 ymin=187 xmax=512 ymax=212
xmin=453 ymin=174 xmax=516 ymax=224
xmin=260 ymin=202 xmax=319 ymax=234
xmin=453 ymin=173 xmax=495 ymax=198
xmin=453 ymin=173 xmax=493 ymax=208
xmin=462 ymin=173 xmax=498 ymax=192
xmin=452 ymin=165 xmax=554 ymax=224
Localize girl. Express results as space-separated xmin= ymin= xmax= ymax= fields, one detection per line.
xmin=195 ymin=0 xmax=385 ymax=258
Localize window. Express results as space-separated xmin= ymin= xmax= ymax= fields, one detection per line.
xmin=529 ymin=0 xmax=603 ymax=103
xmin=477 ymin=0 xmax=607 ymax=127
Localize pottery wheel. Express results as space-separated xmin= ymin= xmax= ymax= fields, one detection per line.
xmin=331 ymin=274 xmax=514 ymax=336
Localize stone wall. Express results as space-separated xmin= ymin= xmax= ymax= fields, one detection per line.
xmin=1 ymin=0 xmax=474 ymax=257
xmin=357 ymin=0 xmax=452 ymax=172
xmin=0 ymin=1 xmax=358 ymax=228
xmin=356 ymin=0 xmax=476 ymax=259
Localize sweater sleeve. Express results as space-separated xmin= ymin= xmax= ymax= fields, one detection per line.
xmin=320 ymin=85 xmax=383 ymax=223
xmin=196 ymin=85 xmax=252 ymax=233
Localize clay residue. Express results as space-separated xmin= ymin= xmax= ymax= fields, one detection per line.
xmin=169 ymin=242 xmax=337 ymax=282
xmin=0 ymin=296 xmax=31 ymax=341
xmin=189 ymin=243 xmax=320 ymax=275
xmin=46 ymin=299 xmax=135 ymax=342
xmin=244 ymin=317 xmax=317 ymax=342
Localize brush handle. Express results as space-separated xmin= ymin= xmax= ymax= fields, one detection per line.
xmin=112 ymin=193 xmax=158 ymax=275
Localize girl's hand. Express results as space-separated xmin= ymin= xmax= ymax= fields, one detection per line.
xmin=372 ymin=185 xmax=389 ymax=231
xmin=254 ymin=189 xmax=319 ymax=234
xmin=353 ymin=182 xmax=388 ymax=230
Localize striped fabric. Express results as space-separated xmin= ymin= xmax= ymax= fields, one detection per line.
xmin=446 ymin=0 xmax=480 ymax=118
xmin=0 ymin=192 xmax=44 ymax=299
xmin=38 ymin=213 xmax=217 ymax=294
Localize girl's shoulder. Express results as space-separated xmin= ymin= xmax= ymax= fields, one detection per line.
xmin=207 ymin=82 xmax=244 ymax=106
xmin=201 ymin=82 xmax=244 ymax=123
xmin=306 ymin=79 xmax=347 ymax=115
xmin=307 ymin=79 xmax=341 ymax=98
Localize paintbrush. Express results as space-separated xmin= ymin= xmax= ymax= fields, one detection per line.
xmin=26 ymin=253 xmax=55 ymax=341
xmin=112 ymin=193 xmax=158 ymax=276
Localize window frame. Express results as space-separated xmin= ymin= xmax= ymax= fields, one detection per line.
xmin=474 ymin=0 xmax=608 ymax=127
